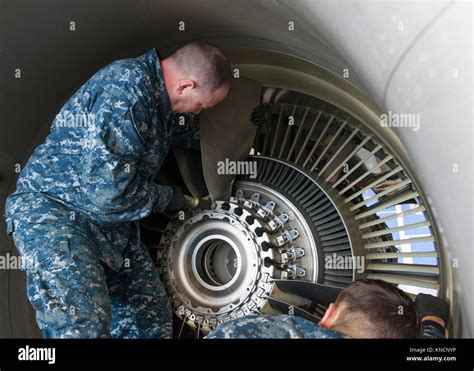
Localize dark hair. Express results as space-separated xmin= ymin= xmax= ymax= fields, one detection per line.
xmin=170 ymin=42 xmax=232 ymax=93
xmin=331 ymin=279 xmax=421 ymax=338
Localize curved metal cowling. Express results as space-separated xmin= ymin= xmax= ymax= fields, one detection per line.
xmin=197 ymin=79 xmax=262 ymax=200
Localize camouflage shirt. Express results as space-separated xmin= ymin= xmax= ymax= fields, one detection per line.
xmin=205 ymin=315 xmax=446 ymax=339
xmin=205 ymin=315 xmax=344 ymax=339
xmin=5 ymin=48 xmax=199 ymax=270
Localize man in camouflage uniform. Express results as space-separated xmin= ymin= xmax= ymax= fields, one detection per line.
xmin=206 ymin=280 xmax=449 ymax=339
xmin=206 ymin=315 xmax=344 ymax=339
xmin=5 ymin=43 xmax=231 ymax=338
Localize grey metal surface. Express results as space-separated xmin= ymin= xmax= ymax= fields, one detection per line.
xmin=273 ymin=279 xmax=342 ymax=308
xmin=172 ymin=146 xmax=208 ymax=198
xmin=200 ymin=78 xmax=261 ymax=200
xmin=265 ymin=297 xmax=322 ymax=323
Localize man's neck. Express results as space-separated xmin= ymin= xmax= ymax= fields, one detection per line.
xmin=161 ymin=58 xmax=177 ymax=112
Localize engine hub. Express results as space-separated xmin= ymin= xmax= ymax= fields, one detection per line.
xmin=157 ymin=181 xmax=320 ymax=333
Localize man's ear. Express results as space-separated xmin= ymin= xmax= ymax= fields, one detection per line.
xmin=177 ymin=79 xmax=196 ymax=94
xmin=319 ymin=303 xmax=339 ymax=329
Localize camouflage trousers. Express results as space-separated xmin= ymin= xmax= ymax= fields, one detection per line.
xmin=10 ymin=219 xmax=172 ymax=338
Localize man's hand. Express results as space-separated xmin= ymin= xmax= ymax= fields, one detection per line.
xmin=165 ymin=185 xmax=187 ymax=212
xmin=416 ymin=293 xmax=449 ymax=327
xmin=165 ymin=187 xmax=214 ymax=213
xmin=183 ymin=195 xmax=213 ymax=210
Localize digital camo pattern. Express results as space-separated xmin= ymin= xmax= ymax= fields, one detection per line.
xmin=205 ymin=315 xmax=344 ymax=339
xmin=422 ymin=322 xmax=446 ymax=339
xmin=4 ymin=48 xmax=199 ymax=338
xmin=206 ymin=315 xmax=446 ymax=339
xmin=11 ymin=219 xmax=172 ymax=338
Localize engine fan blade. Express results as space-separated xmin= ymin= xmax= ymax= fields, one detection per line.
xmin=172 ymin=146 xmax=209 ymax=198
xmin=265 ymin=297 xmax=322 ymax=324
xmin=200 ymin=78 xmax=261 ymax=200
xmin=273 ymin=279 xmax=342 ymax=308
